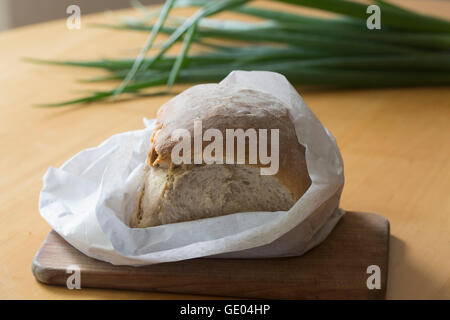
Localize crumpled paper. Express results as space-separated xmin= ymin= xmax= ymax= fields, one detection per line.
xmin=39 ymin=71 xmax=345 ymax=266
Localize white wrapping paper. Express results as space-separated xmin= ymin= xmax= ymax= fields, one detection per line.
xmin=39 ymin=71 xmax=345 ymax=266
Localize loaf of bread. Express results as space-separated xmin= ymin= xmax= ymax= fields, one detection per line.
xmin=130 ymin=83 xmax=311 ymax=227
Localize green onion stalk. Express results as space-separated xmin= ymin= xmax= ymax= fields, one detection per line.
xmin=28 ymin=0 xmax=450 ymax=106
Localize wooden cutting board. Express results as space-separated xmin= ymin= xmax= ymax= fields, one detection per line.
xmin=32 ymin=211 xmax=389 ymax=299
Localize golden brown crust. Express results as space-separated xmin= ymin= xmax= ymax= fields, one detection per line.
xmin=147 ymin=84 xmax=311 ymax=201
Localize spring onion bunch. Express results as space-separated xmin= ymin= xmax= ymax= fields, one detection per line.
xmin=29 ymin=0 xmax=450 ymax=106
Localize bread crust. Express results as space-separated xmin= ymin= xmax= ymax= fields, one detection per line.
xmin=148 ymin=84 xmax=311 ymax=201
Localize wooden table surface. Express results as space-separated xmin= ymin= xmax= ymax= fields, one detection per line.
xmin=0 ymin=1 xmax=449 ymax=300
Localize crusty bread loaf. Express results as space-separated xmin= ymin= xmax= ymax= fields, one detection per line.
xmin=130 ymin=84 xmax=311 ymax=227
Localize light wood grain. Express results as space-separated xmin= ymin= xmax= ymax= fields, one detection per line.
xmin=32 ymin=212 xmax=389 ymax=300
xmin=0 ymin=0 xmax=449 ymax=299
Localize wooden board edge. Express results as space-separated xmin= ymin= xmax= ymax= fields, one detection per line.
xmin=32 ymin=234 xmax=55 ymax=285
xmin=31 ymin=211 xmax=391 ymax=299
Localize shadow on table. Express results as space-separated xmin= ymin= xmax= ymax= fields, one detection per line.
xmin=387 ymin=235 xmax=440 ymax=299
